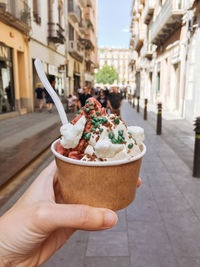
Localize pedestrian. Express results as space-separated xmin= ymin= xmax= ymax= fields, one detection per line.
xmin=78 ymin=86 xmax=92 ymax=109
xmin=97 ymin=89 xmax=107 ymax=108
xmin=35 ymin=83 xmax=44 ymax=112
xmin=107 ymin=86 xmax=123 ymax=116
xmin=45 ymin=89 xmax=54 ymax=113
xmin=67 ymin=94 xmax=78 ymax=112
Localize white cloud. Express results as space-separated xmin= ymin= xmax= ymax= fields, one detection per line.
xmin=122 ymin=28 xmax=129 ymax=33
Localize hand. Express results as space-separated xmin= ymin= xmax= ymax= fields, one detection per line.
xmin=0 ymin=161 xmax=118 ymax=267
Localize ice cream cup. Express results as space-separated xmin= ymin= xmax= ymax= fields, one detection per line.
xmin=51 ymin=139 xmax=146 ymax=211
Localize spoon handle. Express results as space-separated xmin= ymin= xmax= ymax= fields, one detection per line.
xmin=34 ymin=59 xmax=68 ymax=125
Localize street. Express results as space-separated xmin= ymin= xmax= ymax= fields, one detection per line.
xmin=1 ymin=101 xmax=200 ymax=267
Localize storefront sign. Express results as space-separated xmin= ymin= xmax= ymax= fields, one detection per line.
xmin=48 ymin=64 xmax=58 ymax=76
xmin=0 ymin=45 xmax=8 ymax=60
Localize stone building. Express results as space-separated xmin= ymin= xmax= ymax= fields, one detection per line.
xmin=67 ymin=0 xmax=98 ymax=94
xmin=98 ymin=47 xmax=131 ymax=86
xmin=129 ymin=0 xmax=200 ymax=122
xmin=0 ymin=0 xmax=32 ymax=119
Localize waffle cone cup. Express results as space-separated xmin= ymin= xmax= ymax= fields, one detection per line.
xmin=52 ymin=139 xmax=146 ymax=211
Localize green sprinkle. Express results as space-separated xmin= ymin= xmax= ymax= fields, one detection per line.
xmin=102 ymin=117 xmax=108 ymax=124
xmin=117 ymin=136 xmax=123 ymax=143
xmin=128 ymin=143 xmax=134 ymax=149
xmin=96 ymin=111 xmax=101 ymax=116
xmin=109 ymin=132 xmax=114 ymax=139
xmin=86 ymin=99 xmax=89 ymax=103
xmin=128 ymin=132 xmax=132 ymax=136
xmin=88 ymin=102 xmax=93 ymax=106
xmin=94 ymin=122 xmax=100 ymax=129
xmin=111 ymin=138 xmax=118 ymax=144
xmin=118 ymin=130 xmax=123 ymax=136
xmin=91 ymin=114 xmax=95 ymax=119
xmin=90 ymin=107 xmax=94 ymax=110
xmin=91 ymin=128 xmax=96 ymax=132
xmin=91 ymin=119 xmax=96 ymax=125
xmin=84 ymin=133 xmax=91 ymax=140
xmin=114 ymin=117 xmax=120 ymax=124
xmin=85 ymin=108 xmax=90 ymax=113
xmin=100 ymin=128 xmax=103 ymax=133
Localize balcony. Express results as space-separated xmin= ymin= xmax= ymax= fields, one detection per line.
xmin=0 ymin=0 xmax=30 ymax=34
xmin=48 ymin=23 xmax=65 ymax=44
xmin=85 ymin=28 xmax=96 ymax=48
xmin=68 ymin=40 xmax=84 ymax=62
xmin=140 ymin=42 xmax=155 ymax=59
xmin=68 ymin=0 xmax=81 ymax=23
xmin=85 ymin=50 xmax=97 ymax=65
xmin=134 ymin=24 xmax=146 ymax=52
xmin=149 ymin=0 xmax=184 ymax=46
xmin=84 ymin=7 xmax=95 ymax=27
xmin=79 ymin=0 xmax=87 ymax=8
xmin=79 ymin=20 xmax=87 ymax=35
xmin=143 ymin=0 xmax=155 ymax=24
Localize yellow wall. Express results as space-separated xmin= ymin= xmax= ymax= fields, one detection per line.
xmin=0 ymin=21 xmax=32 ymax=112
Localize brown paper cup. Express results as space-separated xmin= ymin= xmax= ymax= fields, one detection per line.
xmin=51 ymin=139 xmax=146 ymax=211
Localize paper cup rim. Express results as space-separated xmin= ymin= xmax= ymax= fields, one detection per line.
xmin=51 ymin=139 xmax=146 ymax=167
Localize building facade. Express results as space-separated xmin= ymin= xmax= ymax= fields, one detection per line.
xmin=129 ymin=0 xmax=200 ymax=122
xmin=30 ymin=0 xmax=68 ymax=104
xmin=98 ymin=47 xmax=131 ymax=86
xmin=0 ymin=0 xmax=32 ymax=119
xmin=67 ymin=0 xmax=98 ymax=94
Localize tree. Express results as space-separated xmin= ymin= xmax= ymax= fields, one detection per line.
xmin=95 ymin=65 xmax=118 ymax=85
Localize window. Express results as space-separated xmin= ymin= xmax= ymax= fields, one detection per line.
xmin=33 ymin=0 xmax=41 ymax=24
xmin=69 ymin=24 xmax=74 ymax=40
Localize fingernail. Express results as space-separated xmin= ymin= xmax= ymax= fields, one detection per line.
xmin=103 ymin=210 xmax=118 ymax=228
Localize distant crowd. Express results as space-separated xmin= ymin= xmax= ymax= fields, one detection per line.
xmin=35 ymin=83 xmax=127 ymax=116
xmin=67 ymin=86 xmax=127 ymax=116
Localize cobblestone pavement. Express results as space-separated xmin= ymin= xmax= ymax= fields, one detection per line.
xmin=1 ymin=102 xmax=200 ymax=267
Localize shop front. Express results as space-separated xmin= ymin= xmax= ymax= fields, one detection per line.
xmin=0 ymin=44 xmax=15 ymax=114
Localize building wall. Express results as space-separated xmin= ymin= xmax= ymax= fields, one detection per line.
xmin=98 ymin=48 xmax=131 ymax=86
xmin=0 ymin=21 xmax=32 ymax=116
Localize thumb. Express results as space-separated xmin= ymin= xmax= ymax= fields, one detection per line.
xmin=36 ymin=204 xmax=118 ymax=232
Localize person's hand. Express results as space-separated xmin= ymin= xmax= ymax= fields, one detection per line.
xmin=0 ymin=161 xmax=118 ymax=267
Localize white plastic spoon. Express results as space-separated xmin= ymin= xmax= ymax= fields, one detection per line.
xmin=34 ymin=59 xmax=68 ymax=125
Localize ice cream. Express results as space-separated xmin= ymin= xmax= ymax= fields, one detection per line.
xmin=56 ymin=97 xmax=144 ymax=161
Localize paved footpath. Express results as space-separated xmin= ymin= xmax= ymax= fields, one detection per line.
xmin=1 ymin=101 xmax=200 ymax=267
xmin=42 ymin=101 xmax=200 ymax=267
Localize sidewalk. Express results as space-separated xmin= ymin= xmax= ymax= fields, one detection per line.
xmin=0 ymin=109 xmax=74 ymax=186
xmin=1 ymin=102 xmax=200 ymax=267
xmin=41 ymin=101 xmax=200 ymax=267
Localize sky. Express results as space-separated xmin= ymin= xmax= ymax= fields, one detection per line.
xmin=98 ymin=0 xmax=132 ymax=49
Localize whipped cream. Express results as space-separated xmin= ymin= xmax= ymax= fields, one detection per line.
xmin=60 ymin=116 xmax=86 ymax=149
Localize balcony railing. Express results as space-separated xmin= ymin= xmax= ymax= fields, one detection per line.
xmin=79 ymin=0 xmax=87 ymax=8
xmin=79 ymin=20 xmax=87 ymax=35
xmin=143 ymin=0 xmax=155 ymax=24
xmin=149 ymin=0 xmax=184 ymax=46
xmin=68 ymin=40 xmax=84 ymax=62
xmin=134 ymin=24 xmax=146 ymax=52
xmin=68 ymin=0 xmax=81 ymax=23
xmin=84 ymin=7 xmax=95 ymax=27
xmin=140 ymin=42 xmax=155 ymax=59
xmin=85 ymin=28 xmax=96 ymax=48
xmin=85 ymin=50 xmax=97 ymax=65
xmin=0 ymin=0 xmax=30 ymax=34
xmin=48 ymin=23 xmax=65 ymax=44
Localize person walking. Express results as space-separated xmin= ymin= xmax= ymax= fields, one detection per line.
xmin=44 ymin=89 xmax=54 ymax=113
xmin=35 ymin=83 xmax=44 ymax=112
xmin=107 ymin=86 xmax=123 ymax=116
xmin=97 ymin=89 xmax=107 ymax=108
xmin=78 ymin=86 xmax=92 ymax=109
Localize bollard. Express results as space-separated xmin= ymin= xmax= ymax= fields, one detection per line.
xmin=156 ymin=102 xmax=162 ymax=135
xmin=132 ymin=94 xmax=135 ymax=108
xmin=137 ymin=96 xmax=140 ymax=113
xmin=193 ymin=117 xmax=200 ymax=177
xmin=144 ymin=98 xmax=148 ymax=120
